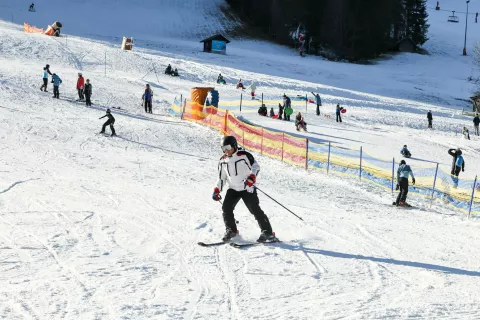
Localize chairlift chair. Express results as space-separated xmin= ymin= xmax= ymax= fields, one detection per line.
xmin=448 ymin=11 xmax=459 ymax=23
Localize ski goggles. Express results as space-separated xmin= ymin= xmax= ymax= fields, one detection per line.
xmin=221 ymin=144 xmax=233 ymax=152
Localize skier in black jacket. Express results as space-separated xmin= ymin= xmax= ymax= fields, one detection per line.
xmin=448 ymin=148 xmax=462 ymax=175
xmin=473 ymin=114 xmax=480 ymax=136
xmin=427 ymin=110 xmax=433 ymax=129
xmin=99 ymin=109 xmax=116 ymax=136
xmin=84 ymin=79 xmax=92 ymax=106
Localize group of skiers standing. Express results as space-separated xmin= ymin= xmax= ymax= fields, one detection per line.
xmin=40 ymin=64 xmax=92 ymax=106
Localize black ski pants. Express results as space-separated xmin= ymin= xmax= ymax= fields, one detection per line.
xmin=78 ymin=88 xmax=84 ymax=100
xmin=396 ymin=177 xmax=409 ymax=204
xmin=428 ymin=120 xmax=432 ymax=128
xmin=85 ymin=94 xmax=92 ymax=106
xmin=53 ymin=86 xmax=60 ymax=98
xmin=144 ymin=100 xmax=152 ymax=113
xmin=222 ymin=189 xmax=272 ymax=233
xmin=316 ymin=104 xmax=320 ymax=116
xmin=41 ymin=78 xmax=48 ymax=91
xmin=336 ymin=113 xmax=342 ymax=122
xmin=101 ymin=119 xmax=116 ymax=135
xmin=454 ymin=166 xmax=461 ymax=177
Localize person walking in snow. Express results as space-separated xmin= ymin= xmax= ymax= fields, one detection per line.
xmin=473 ymin=114 xmax=480 ymax=136
xmin=336 ymin=103 xmax=343 ymax=123
xmin=249 ymin=82 xmax=256 ymax=99
xmin=84 ymin=79 xmax=92 ymax=106
xmin=99 ymin=109 xmax=116 ymax=136
xmin=142 ymin=84 xmax=153 ymax=114
xmin=76 ymin=73 xmax=85 ymax=101
xmin=448 ymin=148 xmax=463 ymax=175
xmin=40 ymin=64 xmax=52 ymax=92
xmin=51 ymin=73 xmax=62 ymax=99
xmin=311 ymin=92 xmax=322 ymax=116
xmin=427 ymin=110 xmax=433 ymax=129
xmin=394 ymin=159 xmax=416 ymax=207
xmin=212 ymin=136 xmax=277 ymax=243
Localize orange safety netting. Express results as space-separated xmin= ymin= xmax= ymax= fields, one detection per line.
xmin=24 ymin=22 xmax=44 ymax=34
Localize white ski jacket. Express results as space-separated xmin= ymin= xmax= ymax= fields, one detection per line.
xmin=216 ymin=148 xmax=260 ymax=192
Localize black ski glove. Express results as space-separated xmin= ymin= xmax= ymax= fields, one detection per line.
xmin=412 ymin=178 xmax=416 ymax=185
xmin=396 ymin=184 xmax=400 ymax=190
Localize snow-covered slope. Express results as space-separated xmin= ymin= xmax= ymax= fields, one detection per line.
xmin=2 ymin=0 xmax=480 ymax=318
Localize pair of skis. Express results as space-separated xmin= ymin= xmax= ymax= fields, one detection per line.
xmin=198 ymin=240 xmax=280 ymax=248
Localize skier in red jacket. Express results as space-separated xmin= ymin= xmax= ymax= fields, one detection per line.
xmin=76 ymin=73 xmax=85 ymax=101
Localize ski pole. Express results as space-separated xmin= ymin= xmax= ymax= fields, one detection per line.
xmin=255 ymin=186 xmax=304 ymax=221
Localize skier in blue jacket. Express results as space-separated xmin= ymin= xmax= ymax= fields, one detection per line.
xmin=51 ymin=73 xmax=62 ymax=99
xmin=395 ymin=160 xmax=416 ymax=207
xmin=142 ymin=84 xmax=153 ymax=113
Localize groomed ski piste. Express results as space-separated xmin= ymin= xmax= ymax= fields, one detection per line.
xmin=1 ymin=0 xmax=480 ymax=318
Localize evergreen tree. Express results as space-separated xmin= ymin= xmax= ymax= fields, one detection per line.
xmin=404 ymin=0 xmax=429 ymax=45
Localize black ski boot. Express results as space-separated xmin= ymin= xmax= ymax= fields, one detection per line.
xmin=257 ymin=231 xmax=278 ymax=243
xmin=222 ymin=228 xmax=238 ymax=242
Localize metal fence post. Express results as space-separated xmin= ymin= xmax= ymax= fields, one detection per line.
xmin=391 ymin=158 xmax=395 ymax=193
xmin=430 ymin=163 xmax=439 ymax=208
xmin=468 ymin=175 xmax=478 ymax=219
xmin=327 ymin=142 xmax=331 ymax=174
xmin=359 ymin=147 xmax=363 ymax=180
xmin=305 ymin=139 xmax=309 ymax=170
xmin=305 ymin=94 xmax=308 ymax=113
xmin=240 ymin=93 xmax=243 ymax=113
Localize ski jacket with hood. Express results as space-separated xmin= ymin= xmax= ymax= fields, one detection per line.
xmin=215 ymin=148 xmax=260 ymax=192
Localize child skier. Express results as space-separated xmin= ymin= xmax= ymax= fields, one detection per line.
xmin=51 ymin=73 xmax=62 ymax=99
xmin=84 ymin=79 xmax=92 ymax=106
xmin=394 ymin=160 xmax=416 ymax=207
xmin=400 ymin=145 xmax=411 ymax=158
xmin=99 ymin=109 xmax=116 ymax=136
xmin=213 ymin=136 xmax=277 ymax=243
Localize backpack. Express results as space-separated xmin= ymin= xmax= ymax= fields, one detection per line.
xmin=456 ymin=155 xmax=464 ymax=167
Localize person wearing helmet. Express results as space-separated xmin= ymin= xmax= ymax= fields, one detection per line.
xmin=448 ymin=148 xmax=464 ymax=175
xmin=400 ymin=145 xmax=411 ymax=158
xmin=394 ymin=159 xmax=415 ymax=207
xmin=76 ymin=73 xmax=85 ymax=101
xmin=99 ymin=109 xmax=116 ymax=136
xmin=213 ymin=136 xmax=277 ymax=243
xmin=40 ymin=64 xmax=52 ymax=92
xmin=142 ymin=84 xmax=153 ymax=114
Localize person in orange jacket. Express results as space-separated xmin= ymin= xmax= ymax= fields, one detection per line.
xmin=76 ymin=73 xmax=85 ymax=101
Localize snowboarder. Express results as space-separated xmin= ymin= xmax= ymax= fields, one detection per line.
xmin=51 ymin=73 xmax=62 ymax=99
xmin=29 ymin=3 xmax=35 ymax=12
xmin=283 ymin=95 xmax=291 ymax=121
xmin=394 ymin=160 xmax=416 ymax=207
xmin=270 ymin=107 xmax=275 ymax=117
xmin=473 ymin=114 xmax=480 ymax=136
xmin=76 ymin=73 xmax=85 ymax=101
xmin=427 ymin=110 xmax=433 ymax=129
xmin=295 ymin=112 xmax=307 ymax=131
xmin=142 ymin=84 xmax=153 ymax=114
xmin=448 ymin=148 xmax=463 ymax=175
xmin=462 ymin=126 xmax=470 ymax=140
xmin=336 ymin=104 xmax=343 ymax=123
xmin=236 ymin=79 xmax=245 ymax=90
xmin=212 ymin=136 xmax=277 ymax=243
xmin=40 ymin=64 xmax=52 ymax=92
xmin=249 ymin=82 xmax=256 ymax=99
xmin=311 ymin=92 xmax=322 ymax=116
xmin=217 ymin=74 xmax=226 ymax=85
xmin=99 ymin=109 xmax=116 ymax=136
xmin=400 ymin=145 xmax=411 ymax=158
xmin=84 ymin=79 xmax=92 ymax=106
xmin=165 ymin=64 xmax=172 ymax=75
